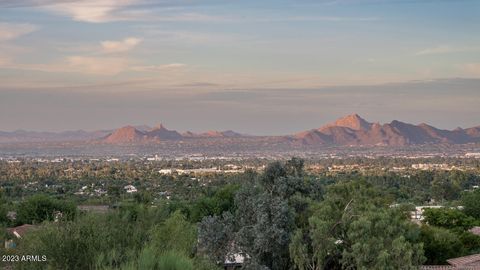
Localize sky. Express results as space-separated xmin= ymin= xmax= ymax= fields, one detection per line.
xmin=0 ymin=0 xmax=479 ymax=134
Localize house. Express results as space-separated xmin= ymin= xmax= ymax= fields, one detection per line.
xmin=422 ymin=253 xmax=480 ymax=269
xmin=411 ymin=206 xmax=444 ymax=221
xmin=158 ymin=169 xmax=173 ymax=175
xmin=124 ymin=185 xmax=137 ymax=193
xmin=469 ymin=226 xmax=480 ymax=236
xmin=447 ymin=253 xmax=480 ymax=268
xmin=224 ymin=252 xmax=248 ymax=270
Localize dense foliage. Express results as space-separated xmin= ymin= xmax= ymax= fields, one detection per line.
xmin=1 ymin=157 xmax=480 ymax=269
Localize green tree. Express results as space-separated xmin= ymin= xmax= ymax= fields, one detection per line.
xmin=290 ymin=181 xmax=424 ymax=270
xmin=420 ymin=226 xmax=465 ymax=265
xmin=190 ymin=184 xmax=239 ymax=223
xmin=431 ymin=174 xmax=461 ymax=201
xmin=423 ymin=208 xmax=475 ymax=230
xmin=199 ymin=159 xmax=318 ymax=270
xmin=342 ymin=209 xmax=424 ymax=269
xmin=0 ymin=191 xmax=8 ymax=226
xmin=16 ymin=195 xmax=76 ymax=225
xmin=198 ymin=212 xmax=235 ymax=264
xmin=462 ymin=189 xmax=480 ymax=219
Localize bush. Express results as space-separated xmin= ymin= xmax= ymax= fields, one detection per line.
xmin=16 ymin=195 xmax=76 ymax=225
xmin=157 ymin=251 xmax=194 ymax=270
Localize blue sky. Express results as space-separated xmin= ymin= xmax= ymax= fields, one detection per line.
xmin=0 ymin=0 xmax=479 ymax=133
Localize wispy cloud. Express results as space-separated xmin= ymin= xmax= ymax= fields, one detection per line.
xmin=66 ymin=56 xmax=129 ymax=75
xmin=101 ymin=37 xmax=142 ymax=53
xmin=0 ymin=55 xmax=11 ymax=65
xmin=0 ymin=22 xmax=37 ymax=41
xmin=0 ymin=0 xmax=77 ymax=8
xmin=0 ymin=0 xmax=220 ymax=9
xmin=6 ymin=0 xmax=227 ymax=23
xmin=256 ymin=16 xmax=379 ymax=23
xmin=131 ymin=63 xmax=187 ymax=72
xmin=461 ymin=63 xmax=480 ymax=77
xmin=44 ymin=0 xmax=140 ymax=23
xmin=416 ymin=45 xmax=479 ymax=55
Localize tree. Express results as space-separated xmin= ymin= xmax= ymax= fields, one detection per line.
xmin=420 ymin=226 xmax=465 ymax=265
xmin=236 ymin=192 xmax=294 ymax=270
xmin=198 ymin=212 xmax=235 ymax=264
xmin=190 ymin=184 xmax=239 ymax=222
xmin=342 ymin=209 xmax=424 ymax=269
xmin=198 ymin=158 xmax=318 ymax=270
xmin=0 ymin=191 xmax=8 ymax=226
xmin=462 ymin=189 xmax=480 ymax=219
xmin=431 ymin=174 xmax=461 ymax=201
xmin=16 ymin=195 xmax=76 ymax=225
xmin=423 ymin=208 xmax=475 ymax=230
xmin=290 ymin=181 xmax=425 ymax=270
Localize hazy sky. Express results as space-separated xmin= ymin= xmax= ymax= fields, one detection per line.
xmin=0 ymin=0 xmax=479 ymax=134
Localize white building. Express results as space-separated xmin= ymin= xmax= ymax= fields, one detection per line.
xmin=124 ymin=185 xmax=138 ymax=193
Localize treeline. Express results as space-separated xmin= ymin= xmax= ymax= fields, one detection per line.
xmin=327 ymin=170 xmax=480 ymax=204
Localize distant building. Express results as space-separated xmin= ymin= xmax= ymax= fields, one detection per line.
xmin=224 ymin=252 xmax=248 ymax=270
xmin=77 ymin=205 xmax=110 ymax=214
xmin=411 ymin=206 xmax=444 ymax=221
xmin=465 ymin=153 xmax=480 ymax=158
xmin=147 ymin=155 xmax=162 ymax=161
xmin=158 ymin=169 xmax=173 ymax=175
xmin=124 ymin=185 xmax=138 ymax=193
xmin=469 ymin=226 xmax=480 ymax=236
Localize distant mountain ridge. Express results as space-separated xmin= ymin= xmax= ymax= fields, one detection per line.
xmin=293 ymin=114 xmax=480 ymax=146
xmin=102 ymin=125 xmax=245 ymax=144
xmin=1 ymin=114 xmax=479 ymax=146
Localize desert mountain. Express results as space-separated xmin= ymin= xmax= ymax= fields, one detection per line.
xmin=199 ymin=130 xmax=244 ymax=137
xmin=294 ymin=114 xmax=480 ymax=146
xmin=145 ymin=124 xmax=182 ymax=140
xmin=101 ymin=124 xmax=244 ymax=144
xmin=1 ymin=115 xmax=479 ymax=146
xmin=103 ymin=126 xmax=146 ymax=144
xmin=322 ymin=113 xmax=372 ymax=131
xmin=182 ymin=130 xmax=244 ymax=138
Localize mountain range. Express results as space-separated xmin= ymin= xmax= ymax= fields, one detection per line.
xmin=1 ymin=114 xmax=479 ymax=147
xmin=292 ymin=114 xmax=480 ymax=146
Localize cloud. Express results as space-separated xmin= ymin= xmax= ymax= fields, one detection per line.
xmin=416 ymin=45 xmax=455 ymax=55
xmin=131 ymin=63 xmax=187 ymax=72
xmin=46 ymin=0 xmax=139 ymax=23
xmin=0 ymin=55 xmax=11 ymax=65
xmin=0 ymin=0 xmax=77 ymax=8
xmin=33 ymin=0 xmax=226 ymax=23
xmin=0 ymin=0 xmax=219 ymax=9
xmin=257 ymin=16 xmax=379 ymax=22
xmin=67 ymin=56 xmax=129 ymax=75
xmin=0 ymin=22 xmax=37 ymax=41
xmin=101 ymin=37 xmax=142 ymax=53
xmin=461 ymin=63 xmax=480 ymax=76
xmin=0 ymin=56 xmax=130 ymax=76
xmin=416 ymin=45 xmax=479 ymax=55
